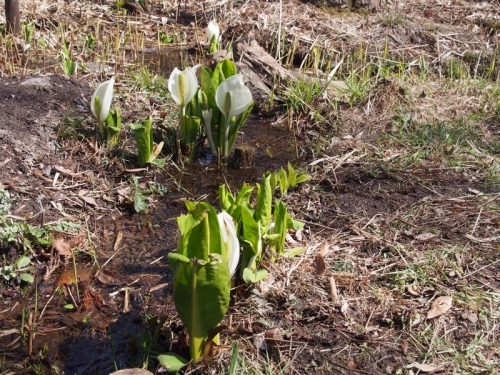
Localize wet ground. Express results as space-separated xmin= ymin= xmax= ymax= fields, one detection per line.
xmin=0 ymin=73 xmax=301 ymax=373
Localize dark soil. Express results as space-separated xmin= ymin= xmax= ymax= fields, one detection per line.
xmin=1 ymin=0 xmax=500 ymax=374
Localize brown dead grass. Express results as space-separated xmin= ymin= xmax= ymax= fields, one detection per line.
xmin=0 ymin=0 xmax=499 ymax=374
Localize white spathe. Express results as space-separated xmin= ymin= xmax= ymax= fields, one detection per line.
xmin=91 ymin=77 xmax=115 ymax=124
xmin=215 ymin=74 xmax=252 ymax=119
xmin=218 ymin=211 xmax=240 ymax=276
xmin=206 ymin=20 xmax=220 ymax=43
xmin=168 ymin=67 xmax=199 ymax=107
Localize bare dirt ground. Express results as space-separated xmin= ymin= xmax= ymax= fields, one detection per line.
xmin=1 ymin=0 xmax=499 ymax=374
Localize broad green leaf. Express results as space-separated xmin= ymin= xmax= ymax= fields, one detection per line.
xmin=272 ymin=200 xmax=288 ymax=255
xmin=294 ymin=173 xmax=311 ymax=185
xmin=255 ymin=173 xmax=272 ymax=231
xmin=104 ymin=108 xmax=122 ymax=146
xmin=213 ymin=59 xmax=236 ymax=87
xmin=167 ymin=253 xmax=191 ymax=265
xmin=176 ymin=202 xmax=223 ymax=261
xmin=20 ymin=273 xmax=34 ymax=283
xmin=131 ymin=117 xmax=153 ymax=167
xmin=173 ymin=257 xmax=230 ymax=360
xmin=150 ymin=158 xmax=165 ymax=168
xmin=158 ymin=353 xmax=188 ymax=374
xmin=219 ymin=185 xmax=235 ymax=213
xmin=278 ymin=168 xmax=288 ymax=196
xmin=235 ymin=184 xmax=253 ymax=206
xmin=242 ymin=268 xmax=268 ymax=283
xmin=287 ymin=162 xmax=298 ymax=186
xmin=287 ymin=216 xmax=304 ymax=231
xmin=220 ymin=59 xmax=237 ymax=80
xmin=17 ymin=256 xmax=30 ymax=268
xmin=241 ymin=205 xmax=260 ymax=258
xmin=183 ymin=115 xmax=201 ymax=145
xmin=184 ymin=200 xmax=197 ymax=211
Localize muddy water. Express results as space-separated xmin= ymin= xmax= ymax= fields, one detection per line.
xmin=0 ymin=112 xmax=301 ymax=374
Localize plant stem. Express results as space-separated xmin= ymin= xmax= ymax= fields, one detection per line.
xmin=203 ymin=112 xmax=217 ymax=156
xmin=179 ymin=106 xmax=186 ymax=145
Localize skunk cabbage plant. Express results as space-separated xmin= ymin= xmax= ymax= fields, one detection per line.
xmin=168 ymin=67 xmax=200 ymax=151
xmin=214 ymin=73 xmax=253 ymax=161
xmin=91 ymin=77 xmax=121 ymax=144
xmin=206 ymin=20 xmax=220 ymax=53
xmin=168 ymin=202 xmax=240 ymax=361
xmin=130 ymin=116 xmax=164 ymax=167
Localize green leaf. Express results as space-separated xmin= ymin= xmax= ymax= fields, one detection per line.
xmin=17 ymin=256 xmax=30 ymax=268
xmin=167 ymin=253 xmax=191 ymax=266
xmin=176 ymin=202 xmax=223 ymax=261
xmin=294 ymin=173 xmax=311 ymax=185
xmin=255 ymin=173 xmax=273 ymax=231
xmin=278 ymin=168 xmax=288 ymax=196
xmin=235 ymin=184 xmax=253 ymax=206
xmin=131 ymin=117 xmax=153 ymax=167
xmin=150 ymin=158 xmax=165 ymax=168
xmin=173 ymin=257 xmax=230 ymax=360
xmin=213 ymin=59 xmax=237 ymax=87
xmin=220 ymin=59 xmax=237 ymax=80
xmin=133 ymin=190 xmax=147 ymax=213
xmin=158 ymin=353 xmax=188 ymax=374
xmin=104 ymin=108 xmax=122 ymax=146
xmin=242 ymin=268 xmax=268 ymax=283
xmin=283 ymin=247 xmax=305 ymax=257
xmin=219 ymin=185 xmax=235 ymax=213
xmin=271 ymin=200 xmax=288 ymax=255
xmin=241 ymin=206 xmax=260 ymax=258
xmin=20 ymin=273 xmax=34 ymax=283
xmin=287 ymin=216 xmax=304 ymax=231
xmin=63 ymin=304 xmax=75 ymax=310
xmin=183 ymin=115 xmax=201 ymax=146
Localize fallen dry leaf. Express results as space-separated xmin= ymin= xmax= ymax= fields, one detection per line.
xmin=313 ymin=253 xmax=326 ymax=275
xmin=109 ymin=370 xmax=154 ymax=375
xmin=412 ymin=362 xmax=442 ymax=372
xmin=347 ymin=358 xmax=357 ymax=370
xmin=55 ymin=267 xmax=92 ymax=287
xmin=96 ymin=269 xmax=116 ymax=284
xmin=415 ymin=232 xmax=437 ymax=242
xmin=407 ymin=285 xmax=421 ymax=296
xmin=52 ymin=237 xmax=72 ymax=256
xmin=264 ymin=327 xmax=283 ymax=342
xmin=80 ymin=195 xmax=98 ymax=207
xmin=313 ymin=241 xmax=329 ymax=275
xmin=427 ymin=296 xmax=452 ymax=319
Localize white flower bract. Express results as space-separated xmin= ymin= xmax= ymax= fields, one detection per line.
xmin=91 ymin=77 xmax=115 ymax=124
xmin=218 ymin=211 xmax=240 ymax=276
xmin=168 ymin=67 xmax=199 ymax=108
xmin=206 ymin=20 xmax=220 ymax=43
xmin=215 ymin=74 xmax=252 ymax=119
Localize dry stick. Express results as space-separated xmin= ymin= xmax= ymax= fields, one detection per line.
xmin=459 ymin=259 xmax=500 ymax=280
xmin=276 ymin=0 xmax=282 ymax=61
xmin=100 ymin=231 xmax=123 ymax=270
xmin=470 ymin=206 xmax=483 ymax=236
xmin=328 ymin=276 xmax=339 ymax=302
xmin=38 ymin=292 xmax=57 ymax=322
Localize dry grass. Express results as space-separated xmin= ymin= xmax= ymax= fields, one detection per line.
xmin=0 ymin=0 xmax=499 ymax=374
